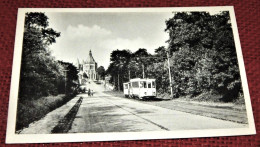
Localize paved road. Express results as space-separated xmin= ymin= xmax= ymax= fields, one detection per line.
xmin=68 ymin=81 xmax=247 ymax=133
xmin=19 ymin=81 xmax=247 ymax=134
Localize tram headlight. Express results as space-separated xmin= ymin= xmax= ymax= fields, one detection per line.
xmin=153 ymin=92 xmax=156 ymax=95
xmin=144 ymin=92 xmax=147 ymax=95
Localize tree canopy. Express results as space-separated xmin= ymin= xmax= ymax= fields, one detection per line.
xmin=19 ymin=12 xmax=74 ymax=101
xmin=106 ymin=11 xmax=243 ymax=102
xmin=97 ymin=66 xmax=106 ymax=80
xmin=164 ymin=11 xmax=242 ymax=101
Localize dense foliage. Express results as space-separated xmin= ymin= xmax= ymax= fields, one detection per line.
xmin=165 ymin=11 xmax=242 ymax=101
xmin=16 ymin=12 xmax=79 ymax=131
xmin=106 ymin=48 xmax=156 ymax=91
xmin=18 ymin=12 xmax=77 ymax=101
xmin=97 ymin=66 xmax=106 ymax=80
xmin=106 ymin=11 xmax=243 ymax=102
xmin=57 ymin=61 xmax=79 ymax=95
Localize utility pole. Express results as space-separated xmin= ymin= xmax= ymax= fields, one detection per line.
xmin=142 ymin=63 xmax=145 ymax=79
xmin=166 ymin=50 xmax=173 ymax=98
xmin=128 ymin=70 xmax=131 ymax=81
xmin=132 ymin=53 xmax=174 ymax=98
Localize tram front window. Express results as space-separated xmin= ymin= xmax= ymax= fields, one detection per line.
xmin=143 ymin=81 xmax=147 ymax=88
xmin=152 ymin=81 xmax=156 ymax=88
xmin=148 ymin=82 xmax=151 ymax=88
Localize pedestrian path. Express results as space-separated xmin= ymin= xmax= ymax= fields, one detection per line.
xmin=19 ymin=96 xmax=81 ymax=134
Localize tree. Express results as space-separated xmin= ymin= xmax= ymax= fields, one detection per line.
xmin=106 ymin=48 xmax=162 ymax=91
xmin=127 ymin=59 xmax=139 ymax=79
xmin=106 ymin=49 xmax=132 ymax=91
xmin=131 ymin=48 xmax=154 ymax=79
xmin=19 ymin=12 xmax=61 ymax=101
xmin=58 ymin=61 xmax=79 ymax=95
xmin=154 ymin=46 xmax=167 ymax=62
xmin=97 ymin=66 xmax=106 ymax=80
xmin=147 ymin=61 xmax=169 ymax=94
xmin=165 ymin=11 xmax=242 ymax=101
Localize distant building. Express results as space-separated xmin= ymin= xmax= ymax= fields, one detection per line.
xmin=77 ymin=50 xmax=98 ymax=84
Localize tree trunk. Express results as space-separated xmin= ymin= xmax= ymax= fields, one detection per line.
xmin=114 ymin=76 xmax=116 ymax=87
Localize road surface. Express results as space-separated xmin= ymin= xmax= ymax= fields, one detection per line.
xmin=20 ymin=81 xmax=247 ymax=134
xmin=68 ymin=81 xmax=247 ymax=133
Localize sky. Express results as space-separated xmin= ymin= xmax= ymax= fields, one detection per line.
xmin=46 ymin=11 xmax=174 ymax=69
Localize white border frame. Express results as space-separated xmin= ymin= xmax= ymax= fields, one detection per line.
xmin=6 ymin=6 xmax=256 ymax=144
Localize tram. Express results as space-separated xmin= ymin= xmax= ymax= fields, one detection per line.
xmin=123 ymin=78 xmax=156 ymax=99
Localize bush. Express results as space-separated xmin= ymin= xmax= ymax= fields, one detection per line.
xmin=234 ymin=91 xmax=245 ymax=105
xmin=16 ymin=94 xmax=76 ymax=132
xmin=192 ymin=91 xmax=222 ymax=102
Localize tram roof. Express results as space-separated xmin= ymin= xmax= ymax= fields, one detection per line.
xmin=129 ymin=78 xmax=156 ymax=82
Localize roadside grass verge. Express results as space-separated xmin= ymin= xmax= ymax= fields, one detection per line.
xmin=16 ymin=94 xmax=76 ymax=132
xmin=103 ymin=90 xmax=248 ymax=124
xmin=172 ymin=91 xmax=246 ymax=111
xmin=104 ymin=90 xmax=246 ymax=110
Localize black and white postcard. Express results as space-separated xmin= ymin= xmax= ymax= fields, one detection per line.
xmin=6 ymin=7 xmax=256 ymax=143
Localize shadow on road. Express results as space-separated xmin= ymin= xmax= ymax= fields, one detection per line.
xmin=102 ymin=91 xmax=172 ymax=102
xmin=129 ymin=97 xmax=171 ymax=102
xmin=51 ymin=97 xmax=83 ymax=133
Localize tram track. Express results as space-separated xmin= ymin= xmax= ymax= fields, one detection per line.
xmin=100 ymin=95 xmax=170 ymax=131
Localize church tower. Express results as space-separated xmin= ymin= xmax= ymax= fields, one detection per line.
xmin=77 ymin=50 xmax=98 ymax=84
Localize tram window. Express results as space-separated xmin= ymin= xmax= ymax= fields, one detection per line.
xmin=132 ymin=82 xmax=139 ymax=88
xmin=143 ymin=81 xmax=147 ymax=88
xmin=124 ymin=84 xmax=128 ymax=89
xmin=140 ymin=81 xmax=143 ymax=88
xmin=152 ymin=81 xmax=156 ymax=88
xmin=148 ymin=82 xmax=151 ymax=88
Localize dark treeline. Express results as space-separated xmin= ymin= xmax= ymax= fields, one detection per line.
xmin=16 ymin=12 xmax=79 ymax=131
xmin=106 ymin=11 xmax=243 ymax=102
xmin=106 ymin=48 xmax=155 ymax=91
xmin=57 ymin=61 xmax=79 ymax=95
xmin=97 ymin=66 xmax=106 ymax=80
xmin=18 ymin=12 xmax=78 ymax=102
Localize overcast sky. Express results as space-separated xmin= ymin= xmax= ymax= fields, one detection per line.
xmin=46 ymin=12 xmax=174 ymax=69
